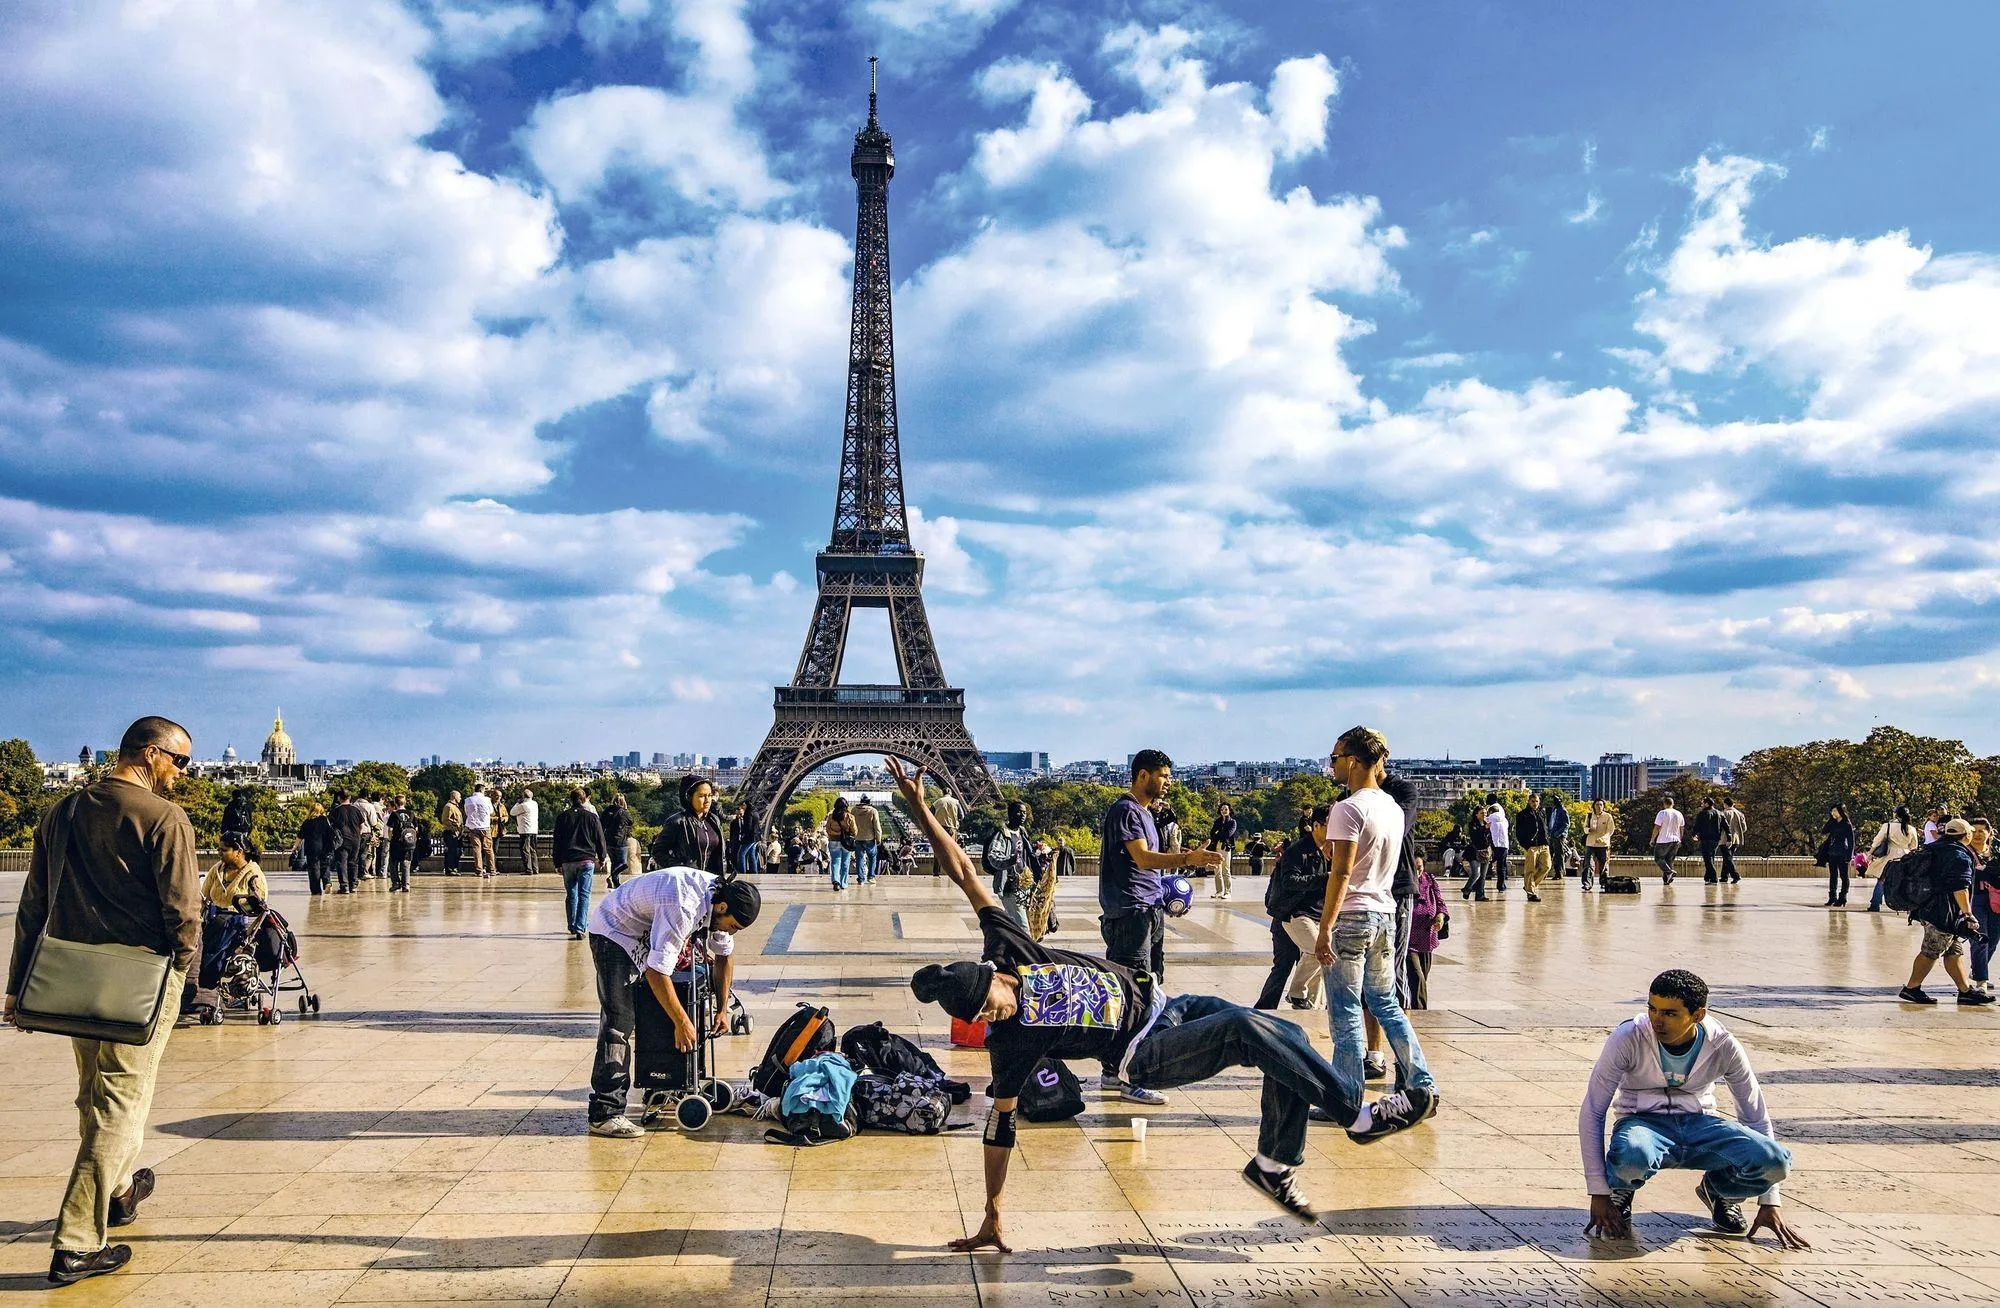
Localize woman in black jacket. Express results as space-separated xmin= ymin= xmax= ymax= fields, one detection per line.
xmin=1255 ymin=804 xmax=1331 ymax=1010
xmin=601 ymin=792 xmax=635 ymax=887
xmin=1820 ymin=804 xmax=1856 ymax=907
xmin=650 ymin=773 xmax=726 ymax=877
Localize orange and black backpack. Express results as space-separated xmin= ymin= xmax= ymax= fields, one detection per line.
xmin=751 ymin=1002 xmax=836 ymax=1097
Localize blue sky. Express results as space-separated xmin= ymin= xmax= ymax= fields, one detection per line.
xmin=4 ymin=0 xmax=2000 ymax=767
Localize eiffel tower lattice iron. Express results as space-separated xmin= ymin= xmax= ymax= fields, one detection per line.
xmin=738 ymin=62 xmax=1000 ymax=837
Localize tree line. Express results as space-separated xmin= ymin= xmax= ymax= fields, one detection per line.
xmin=2 ymin=724 xmax=1994 ymax=858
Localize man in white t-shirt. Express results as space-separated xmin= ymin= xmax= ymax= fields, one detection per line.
xmin=1315 ymin=726 xmax=1440 ymax=1143
xmin=461 ymin=785 xmax=496 ymax=879
xmin=1652 ymin=797 xmax=1685 ymax=884
xmin=1484 ymin=801 xmax=1513 ymax=893
xmin=511 ymin=794 xmax=540 ymax=873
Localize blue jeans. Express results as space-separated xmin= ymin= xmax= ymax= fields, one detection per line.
xmin=1606 ymin=1111 xmax=1791 ymax=1202
xmin=1327 ymin=911 xmax=1435 ymax=1095
xmin=1871 ymin=871 xmax=1889 ymax=910
xmin=855 ymin=840 xmax=878 ymax=881
xmin=562 ymin=860 xmax=595 ymax=935
xmin=1125 ymin=994 xmax=1362 ymax=1168
xmin=829 ymin=846 xmax=849 ymax=889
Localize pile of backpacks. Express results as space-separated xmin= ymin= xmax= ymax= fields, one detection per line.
xmin=742 ymin=1004 xmax=975 ymax=1146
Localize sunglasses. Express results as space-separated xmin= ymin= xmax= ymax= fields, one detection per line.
xmin=151 ymin=745 xmax=192 ymax=771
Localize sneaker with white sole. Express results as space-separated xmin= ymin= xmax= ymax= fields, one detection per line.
xmin=1694 ymin=1179 xmax=1748 ymax=1236
xmin=588 ymin=1115 xmax=646 ymax=1139
xmin=1102 ymin=1076 xmax=1168 ymax=1106
xmin=1346 ymin=1086 xmax=1438 ymax=1144
xmin=1363 ymin=1051 xmax=1389 ymax=1081
xmin=1240 ymin=1159 xmax=1318 ymax=1222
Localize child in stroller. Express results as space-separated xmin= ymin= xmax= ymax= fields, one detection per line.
xmin=186 ymin=834 xmax=320 ymax=1025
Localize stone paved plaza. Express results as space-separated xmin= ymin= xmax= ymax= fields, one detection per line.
xmin=6 ymin=868 xmax=2000 ymax=1306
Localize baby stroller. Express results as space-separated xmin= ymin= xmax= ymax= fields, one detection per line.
xmin=189 ymin=897 xmax=320 ymax=1026
xmin=632 ymin=937 xmax=737 ymax=1131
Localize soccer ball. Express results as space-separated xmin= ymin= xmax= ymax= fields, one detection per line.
xmin=1161 ymin=875 xmax=1195 ymax=917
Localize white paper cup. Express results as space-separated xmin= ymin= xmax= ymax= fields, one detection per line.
xmin=1130 ymin=1116 xmax=1147 ymax=1144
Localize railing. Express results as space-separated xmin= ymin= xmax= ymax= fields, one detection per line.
xmin=774 ymin=686 xmax=963 ymax=707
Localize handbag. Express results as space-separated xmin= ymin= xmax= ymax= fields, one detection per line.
xmin=14 ymin=796 xmax=177 ymax=1046
xmin=1870 ymin=830 xmax=1890 ymax=860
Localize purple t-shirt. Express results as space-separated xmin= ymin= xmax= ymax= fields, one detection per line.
xmin=1098 ymin=795 xmax=1162 ymax=914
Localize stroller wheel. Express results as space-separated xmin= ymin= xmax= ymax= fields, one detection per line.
xmin=675 ymin=1095 xmax=712 ymax=1132
xmin=200 ymin=1008 xmax=222 ymax=1027
xmin=309 ymin=995 xmax=321 ymax=1014
xmin=257 ymin=1009 xmax=272 ymax=1026
xmin=298 ymin=996 xmax=309 ymax=1014
xmin=706 ymin=1079 xmax=736 ymax=1113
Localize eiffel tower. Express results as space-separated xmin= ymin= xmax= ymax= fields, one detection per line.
xmin=738 ymin=61 xmax=1000 ymax=838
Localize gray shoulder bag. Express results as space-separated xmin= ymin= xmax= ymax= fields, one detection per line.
xmin=15 ymin=795 xmax=177 ymax=1045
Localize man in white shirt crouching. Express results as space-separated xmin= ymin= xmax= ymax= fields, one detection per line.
xmin=585 ymin=868 xmax=761 ymax=1138
xmin=1581 ymin=968 xmax=1808 ymax=1248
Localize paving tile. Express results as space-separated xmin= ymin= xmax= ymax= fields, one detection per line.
xmin=3 ymin=874 xmax=1995 ymax=1304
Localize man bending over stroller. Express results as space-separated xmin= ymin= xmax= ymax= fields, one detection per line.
xmin=889 ymin=758 xmax=1432 ymax=1253
xmin=585 ymin=866 xmax=761 ymax=1139
xmin=1581 ymin=968 xmax=1808 ymax=1248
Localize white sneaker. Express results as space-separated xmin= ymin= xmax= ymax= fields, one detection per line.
xmin=1103 ymin=1076 xmax=1168 ymax=1106
xmin=589 ymin=1115 xmax=645 ymax=1139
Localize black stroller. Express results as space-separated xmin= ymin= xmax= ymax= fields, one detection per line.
xmin=189 ymin=898 xmax=320 ymax=1026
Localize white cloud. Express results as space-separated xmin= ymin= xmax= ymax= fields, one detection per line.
xmin=424 ymin=1 xmax=565 ymax=63
xmin=1639 ymin=153 xmax=2000 ymax=437
xmin=864 ymin=0 xmax=1018 ymax=60
xmin=521 ymin=85 xmax=785 ymax=210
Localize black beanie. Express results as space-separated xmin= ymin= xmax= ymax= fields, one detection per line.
xmin=911 ymin=961 xmax=994 ymax=1022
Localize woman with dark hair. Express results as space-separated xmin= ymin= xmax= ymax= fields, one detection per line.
xmin=824 ymin=796 xmax=854 ymax=891
xmin=1256 ymin=805 xmax=1331 ymax=1010
xmin=203 ymin=831 xmax=268 ymax=910
xmin=220 ymin=788 xmax=256 ymax=842
xmin=650 ymin=774 xmax=726 ymax=878
xmin=1867 ymin=805 xmax=1921 ymax=912
xmin=602 ymin=792 xmax=635 ymax=888
xmin=1819 ymin=804 xmax=1856 ymax=908
xmin=298 ymin=803 xmax=335 ymax=896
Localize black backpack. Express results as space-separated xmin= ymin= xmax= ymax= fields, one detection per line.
xmin=1880 ymin=846 xmax=1942 ymax=917
xmin=839 ymin=1022 xmax=971 ymax=1103
xmin=751 ymin=1003 xmax=836 ymax=1098
xmin=1015 ymin=1057 xmax=1085 ymax=1123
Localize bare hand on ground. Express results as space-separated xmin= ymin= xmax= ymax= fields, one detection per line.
xmin=1747 ymin=1205 xmax=1810 ymax=1249
xmin=1583 ymin=1195 xmax=1631 ymax=1239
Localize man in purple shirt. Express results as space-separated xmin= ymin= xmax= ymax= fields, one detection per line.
xmin=1096 ymin=748 xmax=1220 ymax=1103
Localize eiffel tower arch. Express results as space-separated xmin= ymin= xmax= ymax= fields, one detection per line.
xmin=738 ymin=61 xmax=1001 ymax=838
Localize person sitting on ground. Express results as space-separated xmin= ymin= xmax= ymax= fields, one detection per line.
xmin=1581 ymin=968 xmax=1807 ymax=1247
xmin=203 ymin=831 xmax=267 ymax=911
xmin=1897 ymin=818 xmax=1994 ymax=1006
xmin=889 ymin=756 xmax=1428 ymax=1249
xmin=583 ymin=865 xmax=761 ymax=1138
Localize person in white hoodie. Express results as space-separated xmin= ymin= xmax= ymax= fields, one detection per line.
xmin=1580 ymin=969 xmax=1809 ymax=1248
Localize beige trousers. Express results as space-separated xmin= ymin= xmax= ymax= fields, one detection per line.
xmin=1521 ymin=846 xmax=1552 ymax=893
xmin=1281 ymin=916 xmax=1326 ymax=1005
xmin=55 ymin=988 xmax=181 ymax=1253
xmin=1213 ymin=851 xmax=1233 ymax=897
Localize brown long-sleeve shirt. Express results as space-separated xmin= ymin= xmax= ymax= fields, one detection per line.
xmin=7 ymin=778 xmax=203 ymax=996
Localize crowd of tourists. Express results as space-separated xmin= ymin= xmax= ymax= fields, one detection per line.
xmin=30 ymin=714 xmax=2000 ymax=1283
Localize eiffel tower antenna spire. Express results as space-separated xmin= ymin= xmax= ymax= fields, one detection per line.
xmin=738 ymin=62 xmax=999 ymax=835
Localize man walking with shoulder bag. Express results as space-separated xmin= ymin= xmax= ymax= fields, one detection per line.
xmin=6 ymin=717 xmax=204 ymax=1285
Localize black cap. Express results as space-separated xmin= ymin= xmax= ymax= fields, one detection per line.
xmin=716 ymin=878 xmax=762 ymax=928
xmin=911 ymin=961 xmax=994 ymax=1022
